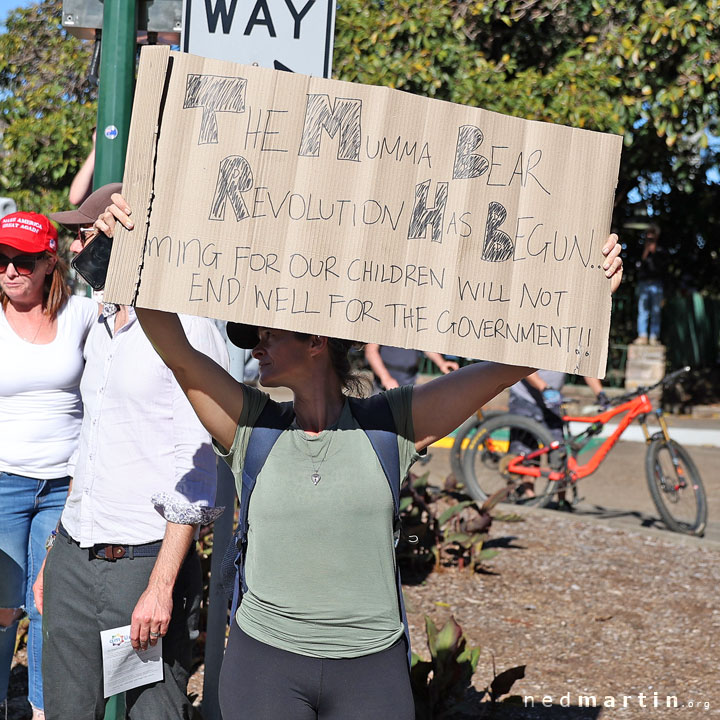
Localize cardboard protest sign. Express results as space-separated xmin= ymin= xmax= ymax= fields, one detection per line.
xmin=105 ymin=46 xmax=622 ymax=377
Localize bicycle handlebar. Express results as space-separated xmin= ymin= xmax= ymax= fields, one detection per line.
xmin=608 ymin=365 xmax=691 ymax=406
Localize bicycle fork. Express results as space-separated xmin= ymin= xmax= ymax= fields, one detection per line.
xmin=639 ymin=410 xmax=687 ymax=491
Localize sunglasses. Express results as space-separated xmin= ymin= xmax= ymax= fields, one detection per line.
xmin=77 ymin=226 xmax=98 ymax=245
xmin=0 ymin=253 xmax=44 ymax=276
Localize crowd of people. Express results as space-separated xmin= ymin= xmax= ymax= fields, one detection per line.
xmin=0 ymin=178 xmax=623 ymax=719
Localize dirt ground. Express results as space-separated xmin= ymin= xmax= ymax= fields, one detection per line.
xmin=7 ymin=444 xmax=719 ymax=719
xmin=404 ymin=509 xmax=719 ymax=718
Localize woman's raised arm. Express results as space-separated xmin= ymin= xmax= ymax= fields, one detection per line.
xmin=412 ymin=362 xmax=533 ymax=451
xmin=96 ymin=194 xmax=244 ymax=451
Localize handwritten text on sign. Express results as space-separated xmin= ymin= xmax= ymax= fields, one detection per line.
xmin=105 ymin=48 xmax=622 ymax=376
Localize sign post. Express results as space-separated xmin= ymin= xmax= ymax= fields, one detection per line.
xmin=94 ymin=0 xmax=137 ymax=189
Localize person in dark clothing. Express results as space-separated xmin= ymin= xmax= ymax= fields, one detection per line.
xmin=508 ymin=371 xmax=608 ymax=500
xmin=364 ymin=344 xmax=459 ymax=394
xmin=634 ymin=223 xmax=664 ymax=345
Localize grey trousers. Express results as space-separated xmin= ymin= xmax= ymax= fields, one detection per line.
xmin=42 ymin=530 xmax=202 ymax=720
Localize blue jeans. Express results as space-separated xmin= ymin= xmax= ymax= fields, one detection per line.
xmin=637 ymin=280 xmax=663 ymax=339
xmin=0 ymin=472 xmax=70 ymax=710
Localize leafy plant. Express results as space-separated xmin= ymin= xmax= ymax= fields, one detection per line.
xmin=13 ymin=616 xmax=29 ymax=655
xmin=397 ymin=472 xmax=500 ymax=574
xmin=411 ymin=615 xmax=481 ymax=719
xmin=410 ymin=614 xmax=526 ymax=718
xmin=0 ymin=0 xmax=96 ymax=215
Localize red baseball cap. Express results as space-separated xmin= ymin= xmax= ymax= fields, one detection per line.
xmin=0 ymin=212 xmax=58 ymax=254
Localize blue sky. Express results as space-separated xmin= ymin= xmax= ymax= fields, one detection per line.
xmin=0 ymin=0 xmax=32 ymax=31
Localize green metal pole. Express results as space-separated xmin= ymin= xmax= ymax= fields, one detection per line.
xmin=104 ymin=693 xmax=126 ymax=720
xmin=98 ymin=10 xmax=136 ymax=718
xmin=94 ymin=0 xmax=137 ymax=189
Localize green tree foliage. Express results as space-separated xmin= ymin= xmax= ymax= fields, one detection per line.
xmin=0 ymin=0 xmax=96 ymax=216
xmin=1 ymin=1 xmax=717 ymax=308
xmin=335 ymin=0 xmax=720 ymax=301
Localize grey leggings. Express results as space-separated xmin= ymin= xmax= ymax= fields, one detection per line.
xmin=219 ymin=623 xmax=415 ymax=719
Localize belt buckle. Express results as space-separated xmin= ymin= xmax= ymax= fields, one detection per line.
xmin=93 ymin=544 xmax=126 ymax=561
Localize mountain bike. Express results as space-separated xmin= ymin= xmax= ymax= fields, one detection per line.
xmin=461 ymin=367 xmax=707 ymax=536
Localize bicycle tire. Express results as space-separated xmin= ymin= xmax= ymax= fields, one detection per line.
xmin=645 ymin=439 xmax=707 ymax=536
xmin=449 ymin=410 xmax=504 ymax=486
xmin=462 ymin=414 xmax=558 ymax=506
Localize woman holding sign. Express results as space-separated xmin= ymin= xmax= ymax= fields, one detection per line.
xmin=96 ymin=194 xmax=622 ymax=719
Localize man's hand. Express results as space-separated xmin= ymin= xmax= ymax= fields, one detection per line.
xmin=541 ymin=388 xmax=563 ymax=407
xmin=438 ymin=359 xmax=460 ymax=374
xmin=425 ymin=352 xmax=459 ymax=376
xmin=130 ymin=584 xmax=173 ymax=651
xmin=129 ymin=522 xmax=196 ymax=651
xmin=32 ymin=555 xmax=48 ymax=615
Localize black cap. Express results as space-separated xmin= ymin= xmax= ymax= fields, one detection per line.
xmin=226 ymin=322 xmax=259 ymax=349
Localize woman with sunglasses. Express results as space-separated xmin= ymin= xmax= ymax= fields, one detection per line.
xmin=0 ymin=212 xmax=96 ymax=719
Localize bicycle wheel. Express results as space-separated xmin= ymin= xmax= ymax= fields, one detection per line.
xmin=645 ymin=439 xmax=707 ymax=536
xmin=462 ymin=414 xmax=558 ymax=506
xmin=449 ymin=410 xmax=503 ymax=486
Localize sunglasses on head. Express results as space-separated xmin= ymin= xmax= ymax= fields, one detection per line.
xmin=0 ymin=253 xmax=44 ymax=276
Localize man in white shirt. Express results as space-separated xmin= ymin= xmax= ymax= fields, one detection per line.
xmin=34 ymin=186 xmax=229 ymax=720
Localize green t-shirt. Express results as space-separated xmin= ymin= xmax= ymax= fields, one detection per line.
xmin=216 ymin=385 xmax=420 ymax=658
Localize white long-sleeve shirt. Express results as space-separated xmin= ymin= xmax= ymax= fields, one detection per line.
xmin=61 ymin=308 xmax=229 ymax=546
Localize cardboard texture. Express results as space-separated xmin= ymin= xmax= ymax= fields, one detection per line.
xmin=105 ymin=47 xmax=623 ymax=377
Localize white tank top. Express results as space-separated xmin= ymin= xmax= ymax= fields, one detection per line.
xmin=0 ymin=295 xmax=96 ymax=478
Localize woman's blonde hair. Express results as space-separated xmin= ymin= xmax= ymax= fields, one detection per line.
xmin=0 ymin=252 xmax=70 ymax=319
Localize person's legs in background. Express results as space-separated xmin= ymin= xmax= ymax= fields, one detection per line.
xmin=0 ymin=474 xmax=69 ymax=719
xmin=636 ymin=280 xmax=651 ymax=343
xmin=507 ymin=396 xmax=565 ymax=499
xmin=0 ymin=478 xmax=28 ymax=715
xmin=647 ymin=282 xmax=663 ymax=344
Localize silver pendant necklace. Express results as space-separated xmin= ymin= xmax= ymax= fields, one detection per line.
xmin=300 ymin=431 xmax=334 ymax=485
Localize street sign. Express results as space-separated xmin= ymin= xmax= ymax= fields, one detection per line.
xmin=182 ymin=0 xmax=336 ymax=78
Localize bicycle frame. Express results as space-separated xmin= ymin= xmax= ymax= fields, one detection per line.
xmin=507 ymin=392 xmax=674 ymax=484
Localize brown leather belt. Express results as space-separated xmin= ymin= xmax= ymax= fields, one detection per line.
xmin=58 ymin=523 xmax=163 ymax=561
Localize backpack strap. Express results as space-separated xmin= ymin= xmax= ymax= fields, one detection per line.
xmin=348 ymin=393 xmax=412 ymax=666
xmin=230 ymin=398 xmax=294 ymax=615
xmin=348 ymin=395 xmax=401 ymax=515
